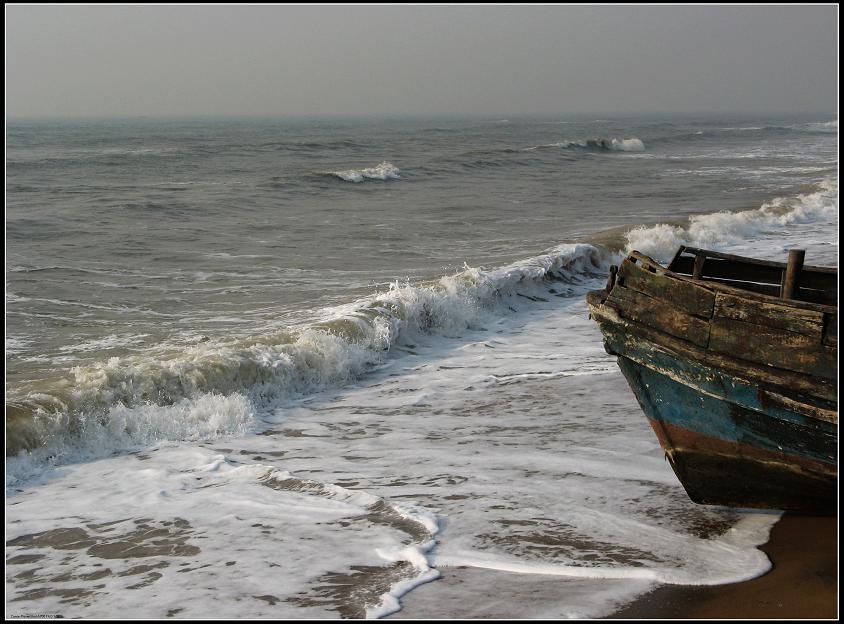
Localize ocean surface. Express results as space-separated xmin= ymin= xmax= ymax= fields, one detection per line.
xmin=5 ymin=114 xmax=838 ymax=618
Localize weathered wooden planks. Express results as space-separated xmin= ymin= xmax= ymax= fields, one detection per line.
xmin=603 ymin=267 xmax=835 ymax=375
xmin=709 ymin=317 xmax=837 ymax=380
xmin=590 ymin=301 xmax=838 ymax=405
xmin=714 ymin=292 xmax=825 ymax=338
xmin=595 ymin=247 xmax=838 ymax=388
xmin=618 ymin=258 xmax=715 ymax=318
xmin=606 ymin=282 xmax=711 ymax=347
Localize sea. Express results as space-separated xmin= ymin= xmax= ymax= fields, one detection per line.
xmin=5 ymin=114 xmax=839 ymax=618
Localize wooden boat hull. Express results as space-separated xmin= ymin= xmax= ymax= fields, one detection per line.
xmin=600 ymin=319 xmax=836 ymax=513
xmin=587 ymin=248 xmax=837 ymax=514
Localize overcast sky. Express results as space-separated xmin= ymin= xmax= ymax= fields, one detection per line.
xmin=5 ymin=5 xmax=838 ymax=118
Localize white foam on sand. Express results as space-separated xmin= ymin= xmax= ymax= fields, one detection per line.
xmin=5 ymin=447 xmax=442 ymax=618
xmin=432 ymin=511 xmax=775 ymax=586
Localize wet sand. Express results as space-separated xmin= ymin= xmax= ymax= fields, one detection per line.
xmin=389 ymin=513 xmax=837 ymax=619
xmin=610 ymin=514 xmax=838 ymax=619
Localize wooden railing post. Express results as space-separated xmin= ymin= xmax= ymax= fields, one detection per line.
xmin=781 ymin=249 xmax=805 ymax=299
xmin=692 ymin=252 xmax=706 ymax=280
xmin=606 ymin=265 xmax=618 ymax=291
xmin=667 ymin=245 xmax=687 ymax=271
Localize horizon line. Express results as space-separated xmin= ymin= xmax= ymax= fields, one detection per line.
xmin=6 ymin=109 xmax=839 ymax=122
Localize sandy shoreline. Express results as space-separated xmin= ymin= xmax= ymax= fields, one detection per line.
xmin=389 ymin=513 xmax=837 ymax=619
xmin=610 ymin=513 xmax=838 ymax=619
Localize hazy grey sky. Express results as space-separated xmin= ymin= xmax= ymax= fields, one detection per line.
xmin=5 ymin=4 xmax=838 ymax=118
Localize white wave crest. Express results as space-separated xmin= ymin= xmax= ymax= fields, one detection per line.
xmin=7 ymin=393 xmax=255 ymax=485
xmin=624 ymin=178 xmax=839 ymax=262
xmin=7 ymin=243 xmax=613 ymax=482
xmin=604 ymin=137 xmax=645 ymax=152
xmin=332 ymin=161 xmax=401 ymax=182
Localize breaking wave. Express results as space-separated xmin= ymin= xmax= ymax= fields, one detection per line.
xmin=624 ymin=177 xmax=839 ymax=261
xmin=526 ymin=137 xmax=645 ymax=152
xmin=6 ymin=244 xmax=613 ymax=483
xmin=331 ymin=161 xmax=401 ymax=182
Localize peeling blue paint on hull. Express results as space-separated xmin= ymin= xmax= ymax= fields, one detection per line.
xmin=615 ymin=354 xmax=836 ymax=514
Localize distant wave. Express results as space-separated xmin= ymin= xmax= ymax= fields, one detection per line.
xmin=707 ymin=122 xmax=838 ymax=136
xmin=261 ymin=139 xmax=370 ymax=152
xmin=802 ymin=120 xmax=838 ymax=132
xmin=646 ymin=122 xmax=839 ymax=147
xmin=6 ymin=146 xmax=185 ymax=168
xmin=331 ymin=162 xmax=401 ymax=182
xmin=525 ymin=137 xmax=645 ymax=152
xmin=415 ymin=147 xmax=544 ymax=174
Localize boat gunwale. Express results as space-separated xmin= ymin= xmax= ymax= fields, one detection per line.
xmin=671 ymin=244 xmax=839 ymax=274
xmin=626 ymin=249 xmax=838 ymax=315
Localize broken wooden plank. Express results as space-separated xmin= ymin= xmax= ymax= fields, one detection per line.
xmin=667 ymin=245 xmax=688 ymax=271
